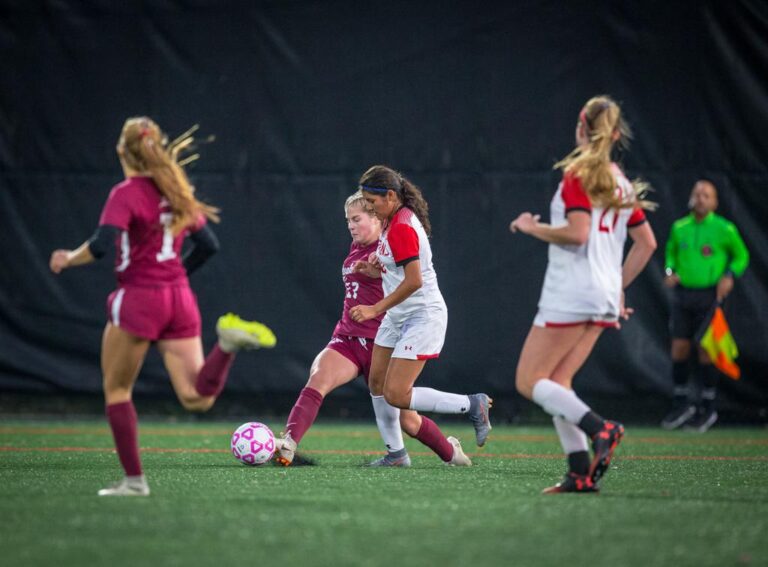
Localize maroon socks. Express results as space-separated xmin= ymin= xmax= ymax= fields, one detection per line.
xmin=415 ymin=416 xmax=454 ymax=462
xmin=285 ymin=387 xmax=324 ymax=443
xmin=106 ymin=400 xmax=142 ymax=476
xmin=194 ymin=344 xmax=235 ymax=398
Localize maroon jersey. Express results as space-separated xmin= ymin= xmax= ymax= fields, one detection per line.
xmin=98 ymin=176 xmax=204 ymax=287
xmin=333 ymin=241 xmax=384 ymax=339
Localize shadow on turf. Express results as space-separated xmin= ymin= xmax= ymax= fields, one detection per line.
xmin=599 ymin=491 xmax=768 ymax=504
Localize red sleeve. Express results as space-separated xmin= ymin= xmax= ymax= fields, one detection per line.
xmin=627 ymin=207 xmax=647 ymax=227
xmin=561 ymin=174 xmax=592 ymax=213
xmin=387 ymin=222 xmax=420 ymax=266
xmin=98 ymin=185 xmax=132 ymax=230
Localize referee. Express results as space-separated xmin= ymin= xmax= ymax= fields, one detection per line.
xmin=661 ymin=179 xmax=749 ymax=432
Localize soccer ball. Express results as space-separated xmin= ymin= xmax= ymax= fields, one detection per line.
xmin=231 ymin=422 xmax=275 ymax=466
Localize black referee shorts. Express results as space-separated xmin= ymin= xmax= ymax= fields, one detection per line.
xmin=670 ymin=286 xmax=717 ymax=340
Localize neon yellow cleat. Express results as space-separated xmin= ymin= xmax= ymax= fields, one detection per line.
xmin=216 ymin=312 xmax=277 ymax=351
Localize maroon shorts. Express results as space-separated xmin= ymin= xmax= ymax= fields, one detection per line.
xmin=106 ymin=285 xmax=201 ymax=341
xmin=326 ymin=334 xmax=374 ymax=382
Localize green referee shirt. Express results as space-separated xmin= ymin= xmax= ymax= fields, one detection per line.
xmin=665 ymin=212 xmax=749 ymax=289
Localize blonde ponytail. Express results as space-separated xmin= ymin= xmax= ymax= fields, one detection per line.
xmin=555 ymin=96 xmax=654 ymax=211
xmin=118 ymin=117 xmax=220 ymax=234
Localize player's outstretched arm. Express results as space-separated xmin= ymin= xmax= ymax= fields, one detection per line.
xmin=49 ymin=241 xmax=95 ymax=273
xmin=49 ymin=223 xmax=121 ymax=273
xmin=509 ymin=210 xmax=590 ymax=245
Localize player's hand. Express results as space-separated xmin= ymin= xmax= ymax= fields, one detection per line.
xmin=509 ymin=213 xmax=540 ymax=235
xmin=349 ymin=304 xmax=378 ymax=323
xmin=367 ymin=253 xmax=383 ymax=270
xmin=716 ymin=274 xmax=734 ymax=302
xmin=663 ymin=274 xmax=680 ymax=288
xmin=49 ymin=250 xmax=71 ymax=274
xmin=353 ymin=261 xmax=381 ymax=278
xmin=616 ymin=291 xmax=634 ymax=330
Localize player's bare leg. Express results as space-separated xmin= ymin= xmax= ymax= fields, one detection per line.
xmin=158 ymin=337 xmax=212 ymax=411
xmin=275 ymin=349 xmax=359 ymax=466
xmin=517 ymin=324 xmax=623 ymax=491
xmin=159 ymin=314 xmax=277 ymax=413
xmin=384 ymin=357 xmax=490 ymax=447
xmin=99 ymin=323 xmax=151 ymax=496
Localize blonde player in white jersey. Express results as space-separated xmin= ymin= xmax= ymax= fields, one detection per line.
xmin=510 ymin=96 xmax=657 ymax=494
xmin=350 ymin=165 xmax=492 ymax=467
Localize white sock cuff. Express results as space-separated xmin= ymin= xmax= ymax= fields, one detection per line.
xmin=531 ymin=379 xmax=591 ymax=424
xmin=370 ymin=394 xmax=405 ymax=452
xmin=410 ymin=388 xmax=470 ymax=414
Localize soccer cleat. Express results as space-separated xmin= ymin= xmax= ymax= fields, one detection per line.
xmin=468 ymin=393 xmax=493 ymax=447
xmin=446 ymin=436 xmax=472 ymax=466
xmin=661 ymin=404 xmax=696 ymax=430
xmin=367 ymin=451 xmax=412 ymax=467
xmin=589 ymin=420 xmax=624 ymax=484
xmin=97 ymin=477 xmax=150 ymax=497
xmin=273 ymin=433 xmax=297 ymax=467
xmin=542 ymin=472 xmax=599 ymax=494
xmin=684 ymin=409 xmax=718 ymax=433
xmin=216 ymin=312 xmax=277 ymax=351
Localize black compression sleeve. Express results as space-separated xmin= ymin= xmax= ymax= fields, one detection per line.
xmin=183 ymin=224 xmax=220 ymax=275
xmin=87 ymin=225 xmax=120 ymax=259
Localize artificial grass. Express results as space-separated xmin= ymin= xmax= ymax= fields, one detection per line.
xmin=1 ymin=421 xmax=766 ymax=567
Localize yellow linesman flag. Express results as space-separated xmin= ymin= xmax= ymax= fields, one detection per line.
xmin=699 ymin=306 xmax=741 ymax=380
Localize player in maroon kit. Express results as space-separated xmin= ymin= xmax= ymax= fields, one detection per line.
xmin=273 ymin=191 xmax=470 ymax=467
xmin=49 ymin=117 xmax=276 ymax=496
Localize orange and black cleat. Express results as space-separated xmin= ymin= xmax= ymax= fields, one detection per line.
xmin=589 ymin=420 xmax=625 ymax=484
xmin=542 ymin=472 xmax=599 ymax=494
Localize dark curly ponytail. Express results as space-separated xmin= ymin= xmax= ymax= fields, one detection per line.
xmin=358 ymin=165 xmax=432 ymax=236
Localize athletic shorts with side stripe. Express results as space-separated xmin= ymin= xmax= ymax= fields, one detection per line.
xmin=106 ymin=284 xmax=201 ymax=341
xmin=326 ymin=334 xmax=374 ymax=383
xmin=533 ymin=308 xmax=618 ymax=329
xmin=374 ymin=307 xmax=447 ymax=360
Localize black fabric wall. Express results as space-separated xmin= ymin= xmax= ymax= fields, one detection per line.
xmin=1 ymin=1 xmax=766 ymax=416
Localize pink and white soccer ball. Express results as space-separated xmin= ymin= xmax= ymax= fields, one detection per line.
xmin=231 ymin=422 xmax=275 ymax=466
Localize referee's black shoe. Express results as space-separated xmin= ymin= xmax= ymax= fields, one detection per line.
xmin=661 ymin=404 xmax=696 ymax=430
xmin=684 ymin=408 xmax=718 ymax=433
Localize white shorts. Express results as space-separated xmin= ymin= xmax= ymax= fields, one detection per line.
xmin=533 ymin=309 xmax=618 ymax=329
xmin=374 ymin=308 xmax=447 ymax=360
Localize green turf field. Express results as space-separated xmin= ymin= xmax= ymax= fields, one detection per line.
xmin=1 ymin=421 xmax=766 ymax=567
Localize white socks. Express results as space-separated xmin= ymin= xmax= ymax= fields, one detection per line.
xmin=409 ymin=387 xmax=470 ymax=414
xmin=553 ymin=416 xmax=589 ymax=454
xmin=531 ymin=379 xmax=591 ymax=424
xmin=371 ymin=394 xmax=405 ymax=452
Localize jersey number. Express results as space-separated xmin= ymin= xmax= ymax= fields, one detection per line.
xmin=598 ymin=209 xmax=619 ymax=233
xmin=345 ymin=281 xmax=359 ymax=300
xmin=157 ymin=212 xmax=177 ymax=262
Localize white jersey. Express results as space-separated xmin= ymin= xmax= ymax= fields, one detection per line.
xmin=538 ymin=164 xmax=647 ymax=318
xmin=375 ymin=207 xmax=446 ymax=324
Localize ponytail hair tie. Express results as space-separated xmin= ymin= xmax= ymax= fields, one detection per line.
xmin=139 ymin=128 xmax=151 ymax=139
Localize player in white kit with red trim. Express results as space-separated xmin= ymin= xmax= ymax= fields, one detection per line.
xmin=350 ymin=166 xmax=492 ymax=467
xmin=510 ymin=96 xmax=657 ymax=493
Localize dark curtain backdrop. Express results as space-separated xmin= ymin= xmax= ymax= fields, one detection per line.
xmin=1 ymin=1 xmax=766 ymax=417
